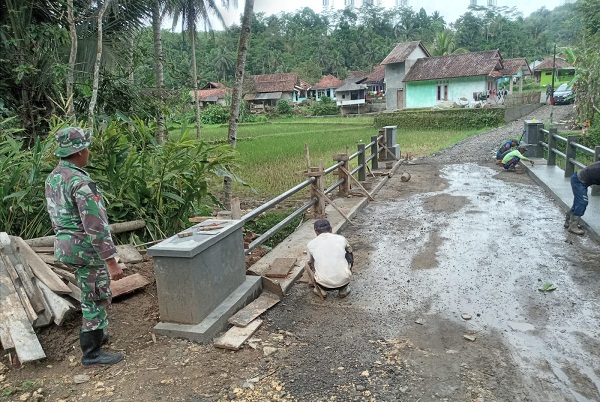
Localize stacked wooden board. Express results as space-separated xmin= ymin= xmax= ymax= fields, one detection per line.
xmin=0 ymin=233 xmax=150 ymax=364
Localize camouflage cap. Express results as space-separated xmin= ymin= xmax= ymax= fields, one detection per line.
xmin=53 ymin=127 xmax=91 ymax=157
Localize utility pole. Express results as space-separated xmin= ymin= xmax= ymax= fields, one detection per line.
xmin=550 ymin=43 xmax=556 ymax=124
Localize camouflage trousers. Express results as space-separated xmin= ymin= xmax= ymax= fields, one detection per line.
xmin=66 ymin=263 xmax=112 ymax=332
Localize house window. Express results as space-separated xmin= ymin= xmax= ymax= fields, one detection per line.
xmin=317 ymin=90 xmax=327 ymax=99
xmin=437 ymin=84 xmax=448 ymax=101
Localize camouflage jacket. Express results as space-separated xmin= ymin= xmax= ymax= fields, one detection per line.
xmin=45 ymin=160 xmax=117 ymax=266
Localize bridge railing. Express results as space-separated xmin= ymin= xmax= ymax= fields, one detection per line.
xmin=524 ymin=120 xmax=600 ymax=196
xmin=242 ymin=126 xmax=400 ymax=254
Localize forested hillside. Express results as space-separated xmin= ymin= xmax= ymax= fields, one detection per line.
xmin=133 ymin=3 xmax=580 ymax=89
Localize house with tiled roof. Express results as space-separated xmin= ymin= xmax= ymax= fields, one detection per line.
xmin=380 ymin=41 xmax=430 ymax=110
xmin=313 ymin=75 xmax=344 ymax=101
xmin=243 ymin=73 xmax=308 ymax=110
xmin=533 ymin=57 xmax=575 ymax=87
xmin=191 ymin=82 xmax=230 ymax=108
xmin=358 ymin=65 xmax=385 ymax=95
xmin=499 ymin=58 xmax=531 ymax=93
xmin=402 ymin=50 xmax=504 ymax=109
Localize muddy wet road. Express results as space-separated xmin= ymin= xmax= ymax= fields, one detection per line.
xmin=265 ymin=161 xmax=600 ymax=402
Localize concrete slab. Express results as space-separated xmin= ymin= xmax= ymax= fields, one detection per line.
xmin=246 ymin=158 xmax=408 ymax=295
xmin=526 ymin=158 xmax=600 ymax=243
xmin=153 ymin=275 xmax=262 ymax=343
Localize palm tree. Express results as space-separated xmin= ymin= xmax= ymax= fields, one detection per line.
xmin=430 ymin=30 xmax=469 ymax=56
xmin=167 ymin=0 xmax=236 ymax=139
xmin=224 ymin=0 xmax=254 ymax=209
xmin=215 ymin=46 xmax=234 ymax=81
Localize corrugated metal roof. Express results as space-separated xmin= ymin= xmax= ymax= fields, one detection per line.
xmin=336 ymin=83 xmax=367 ymax=92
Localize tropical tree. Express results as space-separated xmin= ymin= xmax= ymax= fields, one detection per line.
xmin=430 ymin=30 xmax=468 ymax=56
xmin=167 ymin=0 xmax=236 ymax=139
xmin=224 ymin=0 xmax=254 ymax=209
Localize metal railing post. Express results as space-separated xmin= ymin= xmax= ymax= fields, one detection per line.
xmin=371 ymin=135 xmax=379 ymax=170
xmin=593 ymin=146 xmax=600 ymax=196
xmin=565 ymin=135 xmax=578 ymax=178
xmin=547 ymin=128 xmax=557 ymax=166
xmin=358 ymin=143 xmax=366 ymax=182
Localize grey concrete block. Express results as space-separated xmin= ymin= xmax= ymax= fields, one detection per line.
xmin=153 ymin=275 xmax=262 ymax=344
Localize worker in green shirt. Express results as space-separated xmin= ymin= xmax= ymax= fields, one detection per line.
xmin=502 ymin=142 xmax=534 ymax=171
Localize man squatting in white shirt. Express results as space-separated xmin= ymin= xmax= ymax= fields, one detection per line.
xmin=306 ymin=219 xmax=354 ymax=299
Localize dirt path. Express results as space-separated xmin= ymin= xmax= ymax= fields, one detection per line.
xmin=2 ymin=105 xmax=599 ymax=402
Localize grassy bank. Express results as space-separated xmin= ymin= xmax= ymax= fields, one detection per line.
xmin=197 ymin=117 xmax=489 ymax=200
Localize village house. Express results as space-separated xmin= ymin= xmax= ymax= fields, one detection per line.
xmin=243 ymin=73 xmax=310 ymax=112
xmin=335 ymin=82 xmax=368 ymax=115
xmin=359 ymin=65 xmax=385 ymax=96
xmin=312 ymin=74 xmax=344 ymax=101
xmin=191 ymin=82 xmax=230 ymax=108
xmin=380 ymin=41 xmax=430 ymax=110
xmin=533 ymin=57 xmax=575 ymax=87
xmin=402 ymin=50 xmax=504 ymax=108
xmin=499 ymin=58 xmax=532 ymax=93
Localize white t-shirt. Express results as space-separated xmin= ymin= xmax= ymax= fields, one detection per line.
xmin=307 ymin=233 xmax=352 ymax=288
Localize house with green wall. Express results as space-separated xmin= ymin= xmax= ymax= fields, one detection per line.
xmin=402 ymin=50 xmax=504 ymax=109
xmin=533 ymin=57 xmax=575 ymax=87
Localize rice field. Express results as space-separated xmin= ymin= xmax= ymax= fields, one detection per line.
xmin=199 ymin=117 xmax=488 ymax=200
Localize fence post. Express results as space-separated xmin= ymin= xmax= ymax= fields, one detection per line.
xmin=333 ymin=152 xmax=350 ymax=196
xmin=547 ymin=128 xmax=557 ymax=166
xmin=564 ymin=135 xmax=578 ymax=178
xmin=371 ymin=135 xmax=379 ymax=170
xmin=305 ymin=162 xmax=326 ymax=218
xmin=523 ymin=120 xmax=544 ymax=158
xmin=378 ymin=129 xmax=386 ymax=161
xmin=358 ymin=143 xmax=366 ymax=182
xmin=384 ymin=125 xmax=400 ymax=160
xmin=593 ymin=146 xmax=600 ymax=196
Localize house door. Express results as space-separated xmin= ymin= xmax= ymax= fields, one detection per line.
xmin=397 ymin=89 xmax=404 ymax=110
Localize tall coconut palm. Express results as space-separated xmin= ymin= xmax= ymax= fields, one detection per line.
xmin=152 ymin=0 xmax=166 ymax=142
xmin=167 ymin=0 xmax=237 ymax=138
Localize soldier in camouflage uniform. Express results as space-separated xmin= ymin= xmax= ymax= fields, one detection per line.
xmin=45 ymin=127 xmax=125 ymax=367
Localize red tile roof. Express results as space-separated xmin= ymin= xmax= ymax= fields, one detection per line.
xmin=403 ymin=50 xmax=503 ymax=82
xmin=314 ymin=75 xmax=344 ymax=89
xmin=534 ymin=57 xmax=574 ymax=70
xmin=250 ymin=73 xmax=300 ymax=93
xmin=192 ymin=82 xmax=230 ymax=101
xmin=381 ymin=41 xmax=430 ymax=65
xmin=363 ymin=65 xmax=385 ymax=83
xmin=501 ymin=58 xmax=531 ymax=76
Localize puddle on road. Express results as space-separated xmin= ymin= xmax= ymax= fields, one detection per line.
xmin=347 ymin=163 xmax=600 ymax=401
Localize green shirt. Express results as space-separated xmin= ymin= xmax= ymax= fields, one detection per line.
xmin=502 ymin=149 xmax=530 ymax=164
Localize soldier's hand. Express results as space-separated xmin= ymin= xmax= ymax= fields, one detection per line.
xmin=106 ymin=259 xmax=125 ymax=280
xmin=530 ymin=160 xmax=535 ymax=166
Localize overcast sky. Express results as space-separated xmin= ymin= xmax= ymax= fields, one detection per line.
xmin=215 ymin=0 xmax=566 ymax=28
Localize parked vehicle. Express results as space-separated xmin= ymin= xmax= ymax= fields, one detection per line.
xmin=553 ymin=83 xmax=575 ymax=105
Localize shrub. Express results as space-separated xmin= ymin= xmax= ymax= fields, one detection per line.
xmin=374 ymin=108 xmax=504 ymax=130
xmin=310 ymin=96 xmax=339 ymax=116
xmin=200 ymin=104 xmax=229 ymax=125
xmin=275 ymin=100 xmax=293 ymax=117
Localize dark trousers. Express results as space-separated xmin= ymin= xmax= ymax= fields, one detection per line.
xmin=570 ymin=172 xmax=589 ymax=217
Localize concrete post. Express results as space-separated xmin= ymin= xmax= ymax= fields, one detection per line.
xmin=371 ymin=135 xmax=379 ymax=170
xmin=358 ymin=143 xmax=366 ymax=182
xmin=547 ymin=128 xmax=557 ymax=166
xmin=523 ymin=120 xmax=544 ymax=158
xmin=378 ymin=129 xmax=387 ymax=161
xmin=593 ymin=146 xmax=600 ymax=196
xmin=565 ymin=135 xmax=578 ymax=178
xmin=383 ymin=125 xmax=400 ymax=160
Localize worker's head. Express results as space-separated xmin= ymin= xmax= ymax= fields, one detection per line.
xmin=54 ymin=127 xmax=91 ymax=167
xmin=314 ymin=219 xmax=332 ymax=235
xmin=511 ymin=139 xmax=519 ymax=147
xmin=518 ymin=142 xmax=528 ymax=152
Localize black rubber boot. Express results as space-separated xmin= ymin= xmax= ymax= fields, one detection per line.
xmin=101 ymin=329 xmax=110 ymax=346
xmin=80 ymin=329 xmax=123 ymax=367
xmin=564 ymin=211 xmax=571 ymax=228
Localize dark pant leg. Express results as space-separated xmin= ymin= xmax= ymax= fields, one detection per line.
xmin=570 ymin=172 xmax=589 ymax=217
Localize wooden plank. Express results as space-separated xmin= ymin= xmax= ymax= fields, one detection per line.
xmin=36 ymin=279 xmax=76 ymax=326
xmin=116 ymin=244 xmax=143 ymax=264
xmin=11 ymin=236 xmax=71 ymax=294
xmin=188 ymin=216 xmax=212 ymax=223
xmin=228 ymin=292 xmax=280 ymax=327
xmin=31 ymin=247 xmax=54 ymax=254
xmin=110 ymin=273 xmax=150 ymax=299
xmin=25 ymin=220 xmax=146 ymax=247
xmin=51 ymin=267 xmax=76 ymax=285
xmin=4 ymin=247 xmax=46 ymax=313
xmin=0 ymin=253 xmax=38 ymax=323
xmin=0 ymin=256 xmax=45 ymax=362
xmin=265 ymin=257 xmax=297 ymax=279
xmin=66 ymin=281 xmax=82 ymax=303
xmin=260 ymin=276 xmax=284 ymax=299
xmin=214 ymin=319 xmax=263 ymax=350
xmin=33 ymin=293 xmax=54 ymax=328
